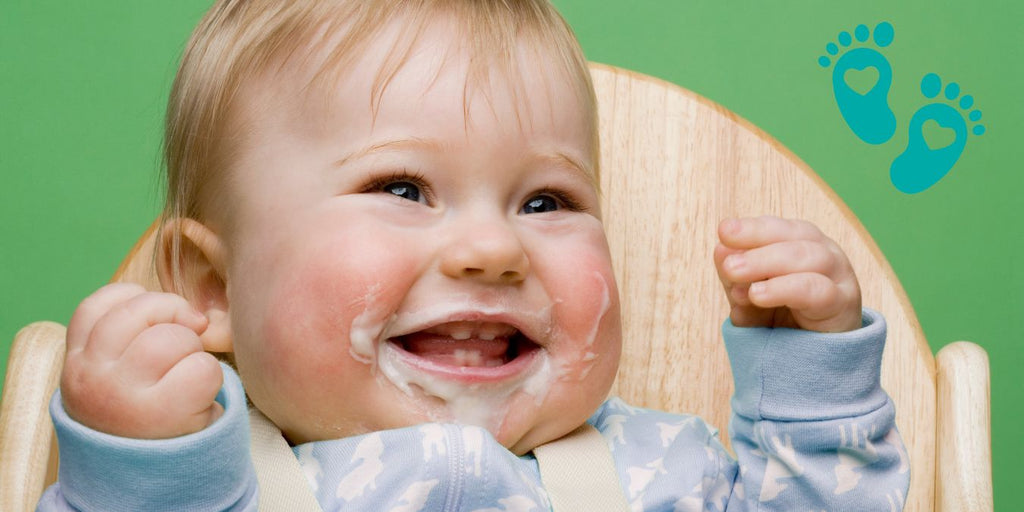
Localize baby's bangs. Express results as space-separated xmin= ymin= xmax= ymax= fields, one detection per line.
xmin=299 ymin=1 xmax=596 ymax=131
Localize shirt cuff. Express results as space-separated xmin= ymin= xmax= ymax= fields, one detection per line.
xmin=51 ymin=362 xmax=256 ymax=512
xmin=723 ymin=308 xmax=889 ymax=421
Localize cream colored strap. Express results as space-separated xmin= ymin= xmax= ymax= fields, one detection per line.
xmin=533 ymin=423 xmax=631 ymax=512
xmin=249 ymin=408 xmax=324 ymax=512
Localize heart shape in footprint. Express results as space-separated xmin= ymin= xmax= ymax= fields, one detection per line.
xmin=844 ymin=66 xmax=880 ymax=95
xmin=922 ymin=118 xmax=956 ymax=150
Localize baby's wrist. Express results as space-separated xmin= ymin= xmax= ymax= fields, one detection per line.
xmin=61 ymin=391 xmax=213 ymax=440
xmin=724 ymin=308 xmax=887 ymax=421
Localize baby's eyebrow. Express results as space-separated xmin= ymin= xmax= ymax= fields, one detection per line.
xmin=534 ymin=151 xmax=597 ymax=188
xmin=333 ymin=138 xmax=596 ymax=187
xmin=333 ymin=137 xmax=447 ymax=168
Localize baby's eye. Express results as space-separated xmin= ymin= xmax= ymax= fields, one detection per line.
xmin=383 ymin=181 xmax=422 ymax=203
xmin=520 ymin=189 xmax=587 ymax=215
xmin=522 ymin=195 xmax=559 ymax=214
xmin=361 ymin=171 xmax=431 ymax=204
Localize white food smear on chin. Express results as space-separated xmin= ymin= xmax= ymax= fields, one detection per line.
xmin=378 ymin=344 xmax=555 ymax=430
xmin=348 ymin=297 xmax=562 ymax=431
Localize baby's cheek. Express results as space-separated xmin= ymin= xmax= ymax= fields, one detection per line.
xmin=548 ymin=259 xmax=621 ymax=381
xmin=252 ymin=272 xmax=359 ymax=396
xmin=261 ymin=255 xmax=402 ymax=357
xmin=248 ymin=250 xmax=411 ymax=392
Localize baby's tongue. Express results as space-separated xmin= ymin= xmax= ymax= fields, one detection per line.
xmin=401 ymin=333 xmax=509 ymax=367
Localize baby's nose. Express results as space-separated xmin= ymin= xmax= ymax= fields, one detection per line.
xmin=439 ymin=222 xmax=529 ymax=284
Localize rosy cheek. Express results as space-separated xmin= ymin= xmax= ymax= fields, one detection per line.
xmin=253 ymin=269 xmax=359 ymax=393
xmin=548 ymin=255 xmax=621 ymax=381
xmin=247 ymin=235 xmax=418 ymax=387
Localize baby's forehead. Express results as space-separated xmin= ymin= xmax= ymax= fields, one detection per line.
xmin=238 ymin=13 xmax=596 ymax=151
xmin=262 ymin=12 xmax=589 ymax=113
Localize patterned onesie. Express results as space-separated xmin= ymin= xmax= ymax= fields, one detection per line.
xmin=38 ymin=308 xmax=909 ymax=511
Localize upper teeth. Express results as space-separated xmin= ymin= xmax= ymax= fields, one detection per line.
xmin=424 ymin=321 xmax=516 ymax=340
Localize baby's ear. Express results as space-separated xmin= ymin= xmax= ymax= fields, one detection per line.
xmin=157 ymin=218 xmax=233 ymax=353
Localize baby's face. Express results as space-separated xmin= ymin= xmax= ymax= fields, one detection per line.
xmin=221 ymin=22 xmax=620 ymax=454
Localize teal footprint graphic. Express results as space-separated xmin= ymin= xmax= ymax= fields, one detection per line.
xmin=819 ymin=22 xmax=896 ymax=145
xmin=890 ymin=73 xmax=986 ymax=194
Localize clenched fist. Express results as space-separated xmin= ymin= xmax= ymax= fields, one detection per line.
xmin=60 ymin=283 xmax=225 ymax=439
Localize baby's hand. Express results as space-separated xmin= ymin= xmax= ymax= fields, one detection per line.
xmin=714 ymin=216 xmax=862 ymax=333
xmin=60 ymin=283 xmax=224 ymax=438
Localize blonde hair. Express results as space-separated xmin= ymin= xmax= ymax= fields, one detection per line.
xmin=162 ymin=0 xmax=598 ymax=283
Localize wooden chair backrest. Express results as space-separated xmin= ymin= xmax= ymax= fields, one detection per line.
xmin=112 ymin=64 xmax=937 ymax=510
xmin=591 ymin=64 xmax=935 ymax=510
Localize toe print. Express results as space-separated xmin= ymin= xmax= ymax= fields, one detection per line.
xmin=890 ymin=73 xmax=986 ymax=193
xmin=820 ymin=22 xmax=897 ymax=145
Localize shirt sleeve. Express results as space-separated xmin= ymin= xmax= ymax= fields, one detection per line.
xmin=722 ymin=308 xmax=911 ymax=511
xmin=36 ymin=363 xmax=258 ymax=512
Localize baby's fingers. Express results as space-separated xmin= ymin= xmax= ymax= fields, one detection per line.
xmin=66 ymin=283 xmax=147 ymax=353
xmin=748 ymin=272 xmax=836 ymax=310
xmin=713 ymin=243 xmax=743 ymax=284
xmin=86 ymin=291 xmax=207 ymax=361
xmin=719 ymin=216 xmax=824 ymax=250
xmin=720 ymin=239 xmax=847 ymax=284
xmin=143 ymin=352 xmax=224 ymax=438
xmin=119 ymin=323 xmax=206 ymax=385
xmin=749 ymin=273 xmax=859 ymax=332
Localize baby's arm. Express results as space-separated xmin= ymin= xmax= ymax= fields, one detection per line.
xmin=713 ymin=216 xmax=909 ymax=510
xmin=38 ymin=283 xmax=258 ymax=511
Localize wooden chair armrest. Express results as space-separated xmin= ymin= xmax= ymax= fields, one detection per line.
xmin=935 ymin=341 xmax=992 ymax=512
xmin=0 ymin=321 xmax=66 ymax=512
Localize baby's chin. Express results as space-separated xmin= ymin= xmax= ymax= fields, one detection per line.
xmin=272 ymin=350 xmax=614 ymax=452
xmin=396 ymin=385 xmax=598 ymax=456
xmin=276 ymin=387 xmax=600 ymax=456
xmin=480 ymin=386 xmax=603 ymax=455
xmin=499 ymin=417 xmax=583 ymax=456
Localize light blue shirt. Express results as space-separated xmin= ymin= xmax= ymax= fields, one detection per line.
xmin=39 ymin=308 xmax=909 ymax=511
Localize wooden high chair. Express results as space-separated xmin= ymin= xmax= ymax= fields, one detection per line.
xmin=0 ymin=64 xmax=992 ymax=512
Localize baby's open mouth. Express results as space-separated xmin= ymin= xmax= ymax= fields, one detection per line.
xmin=391 ymin=321 xmax=538 ymax=368
xmin=375 ymin=318 xmax=554 ymax=426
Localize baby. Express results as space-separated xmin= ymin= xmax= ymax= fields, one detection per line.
xmin=39 ymin=1 xmax=909 ymax=510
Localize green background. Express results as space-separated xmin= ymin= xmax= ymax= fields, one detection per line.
xmin=2 ymin=1 xmax=1020 ymax=506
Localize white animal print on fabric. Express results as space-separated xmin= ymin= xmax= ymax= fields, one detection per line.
xmin=884 ymin=428 xmax=910 ymax=474
xmin=420 ymin=424 xmax=446 ymax=462
xmin=605 ymin=397 xmax=642 ymax=416
xmin=732 ymin=477 xmax=745 ymax=501
xmin=601 ymin=414 xmax=628 ymax=446
xmin=626 ymin=457 xmax=667 ymax=508
xmin=463 ymin=427 xmax=484 ymax=477
xmin=336 ymin=433 xmax=385 ymax=501
xmin=886 ymin=488 xmax=906 ymax=512
xmin=753 ymin=433 xmax=804 ymax=502
xmin=704 ymin=472 xmax=732 ymax=511
xmin=672 ymin=471 xmax=732 ymax=512
xmin=673 ymin=486 xmax=702 ymax=512
xmin=387 ymin=479 xmax=439 ymax=512
xmin=296 ymin=444 xmax=323 ymax=493
xmin=834 ymin=422 xmax=879 ymax=495
xmin=657 ymin=417 xmax=697 ymax=448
